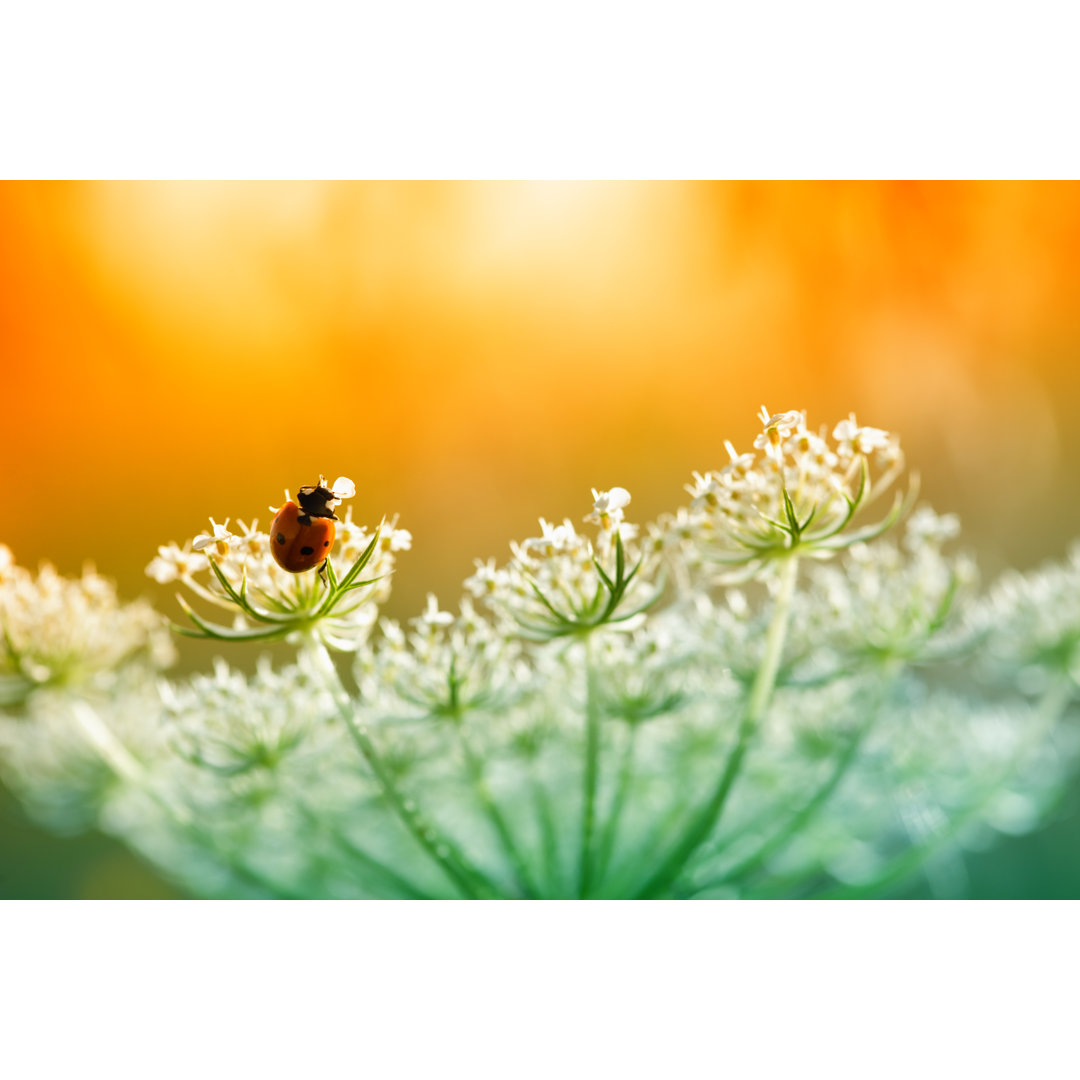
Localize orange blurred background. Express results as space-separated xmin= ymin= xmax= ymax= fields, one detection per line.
xmin=3 ymin=181 xmax=1080 ymax=896
xmin=4 ymin=182 xmax=1080 ymax=617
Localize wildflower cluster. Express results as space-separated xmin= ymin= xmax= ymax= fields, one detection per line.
xmin=675 ymin=407 xmax=909 ymax=579
xmin=1 ymin=408 xmax=1079 ymax=900
xmin=977 ymin=543 xmax=1080 ymax=693
xmin=147 ymin=483 xmax=412 ymax=651
xmin=465 ymin=487 xmax=662 ymax=639
xmin=0 ymin=544 xmax=173 ymax=706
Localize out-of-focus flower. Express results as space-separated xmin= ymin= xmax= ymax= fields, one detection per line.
xmin=805 ymin=508 xmax=977 ymax=665
xmin=357 ymin=596 xmax=532 ymax=719
xmin=585 ymin=487 xmax=632 ymax=529
xmin=0 ymin=545 xmax=174 ymax=706
xmin=977 ymin=543 xmax=1080 ymax=694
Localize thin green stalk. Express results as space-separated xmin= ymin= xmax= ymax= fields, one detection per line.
xmin=685 ymin=661 xmax=902 ymax=895
xmin=592 ymin=721 xmax=639 ymax=893
xmin=578 ymin=635 xmax=602 ymax=898
xmin=634 ymin=553 xmax=800 ymax=899
xmin=459 ymin=729 xmax=540 ymax=898
xmin=814 ymin=676 xmax=1074 ymax=900
xmin=339 ymin=711 xmax=501 ymax=898
xmin=531 ymin=773 xmax=563 ymax=897
xmin=687 ymin=713 xmax=873 ymax=895
xmin=307 ymin=642 xmax=503 ymax=899
xmin=296 ymin=802 xmax=434 ymax=899
xmin=604 ymin=788 xmax=698 ymax=899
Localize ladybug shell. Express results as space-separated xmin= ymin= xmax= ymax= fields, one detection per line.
xmin=269 ymin=501 xmax=335 ymax=573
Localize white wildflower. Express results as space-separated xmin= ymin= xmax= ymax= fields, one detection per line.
xmin=0 ymin=552 xmax=174 ymax=704
xmin=192 ymin=518 xmax=237 ymax=553
xmin=676 ymin=408 xmax=909 ymax=580
xmin=146 ymin=488 xmax=405 ymax=652
xmin=586 ymin=487 xmax=632 ymax=529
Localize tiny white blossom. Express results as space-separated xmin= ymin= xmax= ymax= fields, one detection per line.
xmin=192 ymin=519 xmax=236 ymax=553
xmin=586 ymin=487 xmax=632 ymax=528
xmin=754 ymin=406 xmax=806 ymax=461
xmin=833 ymin=413 xmax=893 ymax=456
xmin=905 ymin=507 xmax=961 ymax=548
xmin=464 ymin=557 xmax=510 ymax=598
xmin=387 ymin=527 xmax=412 ymax=552
xmin=146 ymin=543 xmax=204 ymax=584
xmin=331 ymin=476 xmax=356 ymax=500
xmin=416 ymin=594 xmax=455 ymax=629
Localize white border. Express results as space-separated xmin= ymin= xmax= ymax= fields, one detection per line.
xmin=2 ymin=3 xmax=1079 ymax=176
xmin=4 ymin=903 xmax=1074 ymax=1078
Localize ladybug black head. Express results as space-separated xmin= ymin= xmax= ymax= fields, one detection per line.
xmin=296 ymin=480 xmax=340 ymax=520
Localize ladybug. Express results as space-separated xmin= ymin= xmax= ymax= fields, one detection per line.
xmin=269 ymin=476 xmax=355 ymax=574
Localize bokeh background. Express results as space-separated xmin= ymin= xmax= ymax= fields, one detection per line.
xmin=3 ymin=180 xmax=1080 ymax=898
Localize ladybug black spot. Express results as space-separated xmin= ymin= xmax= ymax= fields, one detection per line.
xmin=276 ymin=533 xmax=286 ymax=545
xmin=323 ymin=541 xmax=330 ymax=547
xmin=300 ymin=546 xmax=315 ymax=556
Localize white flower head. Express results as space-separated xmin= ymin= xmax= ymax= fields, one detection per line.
xmin=155 ymin=494 xmax=404 ymax=653
xmin=0 ymin=554 xmax=174 ymax=702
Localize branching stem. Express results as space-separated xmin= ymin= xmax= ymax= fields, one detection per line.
xmin=578 ymin=635 xmax=602 ymax=897
xmin=634 ymin=552 xmax=800 ymax=899
xmin=307 ymin=642 xmax=503 ymax=899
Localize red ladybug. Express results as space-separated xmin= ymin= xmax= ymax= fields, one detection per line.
xmin=269 ymin=476 xmax=355 ymax=574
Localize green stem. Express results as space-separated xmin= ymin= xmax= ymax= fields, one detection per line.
xmin=531 ymin=772 xmax=563 ymax=897
xmin=633 ymin=553 xmax=800 ymax=899
xmin=296 ymin=802 xmax=434 ymax=899
xmin=578 ymin=635 xmax=602 ymax=898
xmin=593 ymin=722 xmax=638 ymax=892
xmin=814 ymin=676 xmax=1074 ymax=900
xmin=340 ymin=712 xmax=500 ymax=898
xmin=604 ymin=790 xmax=696 ymax=899
xmin=688 ymin=712 xmax=873 ymax=895
xmin=686 ymin=661 xmax=902 ymax=895
xmin=307 ymin=643 xmax=503 ymax=900
xmin=459 ymin=728 xmax=540 ymax=898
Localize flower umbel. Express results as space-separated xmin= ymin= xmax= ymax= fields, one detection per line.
xmin=0 ymin=546 xmax=173 ymax=706
xmin=678 ymin=406 xmax=911 ymax=581
xmin=466 ymin=488 xmax=663 ymax=640
xmin=149 ymin=480 xmax=409 ymax=651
